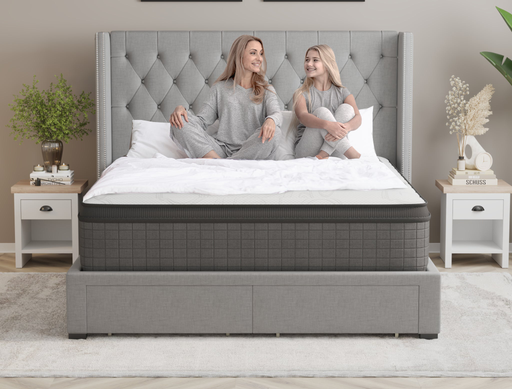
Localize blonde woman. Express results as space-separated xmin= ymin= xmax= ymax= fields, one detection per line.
xmin=293 ymin=44 xmax=361 ymax=159
xmin=170 ymin=35 xmax=282 ymax=160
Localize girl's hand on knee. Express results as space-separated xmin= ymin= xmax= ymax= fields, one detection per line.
xmin=325 ymin=121 xmax=348 ymax=140
xmin=170 ymin=106 xmax=188 ymax=129
xmin=259 ymin=118 xmax=275 ymax=143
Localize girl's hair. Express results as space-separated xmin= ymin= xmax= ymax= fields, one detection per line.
xmin=292 ymin=44 xmax=344 ymax=112
xmin=215 ymin=35 xmax=271 ymax=105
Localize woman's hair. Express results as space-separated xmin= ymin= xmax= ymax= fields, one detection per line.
xmin=215 ymin=35 xmax=271 ymax=104
xmin=292 ymin=44 xmax=344 ymax=112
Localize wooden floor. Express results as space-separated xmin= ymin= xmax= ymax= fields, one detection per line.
xmin=1 ymin=252 xmax=511 ymax=388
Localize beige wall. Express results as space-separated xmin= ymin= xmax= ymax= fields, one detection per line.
xmin=1 ymin=0 xmax=511 ymax=245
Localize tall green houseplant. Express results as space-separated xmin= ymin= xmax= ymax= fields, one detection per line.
xmin=7 ymin=74 xmax=95 ymax=171
xmin=481 ymin=7 xmax=512 ymax=86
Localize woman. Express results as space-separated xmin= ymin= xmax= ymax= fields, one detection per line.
xmin=170 ymin=35 xmax=282 ymax=160
xmin=293 ymin=44 xmax=361 ymax=159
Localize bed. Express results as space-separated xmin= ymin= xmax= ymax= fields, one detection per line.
xmin=66 ymin=31 xmax=440 ymax=339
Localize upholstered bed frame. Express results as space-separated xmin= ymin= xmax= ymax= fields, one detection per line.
xmin=66 ymin=31 xmax=440 ymax=339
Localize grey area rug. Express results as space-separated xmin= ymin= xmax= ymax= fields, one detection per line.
xmin=1 ymin=272 xmax=512 ymax=378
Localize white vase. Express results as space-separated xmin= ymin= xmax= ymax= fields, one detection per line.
xmin=457 ymin=156 xmax=465 ymax=171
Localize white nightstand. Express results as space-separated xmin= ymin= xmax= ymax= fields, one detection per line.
xmin=11 ymin=180 xmax=88 ymax=268
xmin=436 ymin=179 xmax=511 ymax=268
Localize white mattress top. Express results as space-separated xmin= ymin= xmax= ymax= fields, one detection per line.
xmin=85 ymin=158 xmax=425 ymax=206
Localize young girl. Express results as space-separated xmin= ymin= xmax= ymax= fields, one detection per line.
xmin=293 ymin=44 xmax=361 ymax=160
xmin=170 ymin=35 xmax=282 ymax=160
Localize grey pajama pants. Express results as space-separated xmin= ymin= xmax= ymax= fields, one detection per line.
xmin=173 ymin=115 xmax=282 ymax=160
xmin=295 ymin=103 xmax=356 ymax=158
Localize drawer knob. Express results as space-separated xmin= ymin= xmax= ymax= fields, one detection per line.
xmin=40 ymin=205 xmax=53 ymax=212
xmin=471 ymin=205 xmax=485 ymax=212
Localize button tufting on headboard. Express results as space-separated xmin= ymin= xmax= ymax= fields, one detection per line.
xmin=102 ymin=30 xmax=411 ymax=177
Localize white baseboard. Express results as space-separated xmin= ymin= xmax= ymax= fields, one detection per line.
xmin=429 ymin=243 xmax=440 ymax=253
xmin=429 ymin=243 xmax=511 ymax=254
xmin=0 ymin=243 xmax=15 ymax=254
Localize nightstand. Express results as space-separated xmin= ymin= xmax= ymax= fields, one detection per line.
xmin=11 ymin=180 xmax=88 ymax=268
xmin=436 ymin=179 xmax=511 ymax=268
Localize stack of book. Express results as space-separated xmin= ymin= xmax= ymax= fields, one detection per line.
xmin=448 ymin=168 xmax=497 ymax=186
xmin=29 ymin=170 xmax=74 ymax=185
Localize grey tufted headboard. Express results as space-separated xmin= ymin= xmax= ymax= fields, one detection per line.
xmin=96 ymin=31 xmax=413 ymax=180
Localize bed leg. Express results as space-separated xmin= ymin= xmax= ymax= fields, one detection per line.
xmin=395 ymin=333 xmax=399 ymax=338
xmin=69 ymin=334 xmax=87 ymax=340
xmin=419 ymin=334 xmax=438 ymax=340
xmin=276 ymin=333 xmax=280 ymax=337
xmin=226 ymin=333 xmax=230 ymax=336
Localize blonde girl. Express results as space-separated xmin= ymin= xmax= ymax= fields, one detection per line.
xmin=293 ymin=44 xmax=361 ymax=159
xmin=170 ymin=35 xmax=282 ymax=160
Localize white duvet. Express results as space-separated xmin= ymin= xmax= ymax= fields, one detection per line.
xmin=83 ymin=154 xmax=407 ymax=201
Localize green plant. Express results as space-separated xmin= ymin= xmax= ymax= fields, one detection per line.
xmin=7 ymin=74 xmax=95 ymax=144
xmin=480 ymin=7 xmax=512 ymax=86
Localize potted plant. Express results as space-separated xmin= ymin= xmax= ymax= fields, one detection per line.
xmin=7 ymin=74 xmax=95 ymax=172
xmin=481 ymin=7 xmax=512 ymax=86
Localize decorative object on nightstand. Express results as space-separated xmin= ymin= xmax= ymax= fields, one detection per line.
xmin=435 ymin=179 xmax=511 ymax=268
xmin=7 ymin=74 xmax=95 ymax=172
xmin=11 ymin=180 xmax=88 ymax=268
xmin=29 ymin=169 xmax=74 ymax=185
xmin=481 ymin=7 xmax=512 ymax=87
xmin=445 ymin=75 xmax=494 ymax=171
xmin=447 ymin=136 xmax=498 ymax=186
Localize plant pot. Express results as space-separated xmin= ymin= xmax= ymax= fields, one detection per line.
xmin=41 ymin=140 xmax=63 ymax=172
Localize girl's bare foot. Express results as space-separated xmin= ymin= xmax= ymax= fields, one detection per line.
xmin=315 ymin=151 xmax=329 ymax=159
xmin=344 ymin=147 xmax=361 ymax=159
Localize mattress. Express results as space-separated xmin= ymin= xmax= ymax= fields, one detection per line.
xmin=79 ymin=158 xmax=430 ymax=272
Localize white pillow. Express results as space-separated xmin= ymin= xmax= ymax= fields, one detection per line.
xmin=348 ymin=106 xmax=377 ymax=158
xmin=127 ymin=120 xmax=188 ymax=159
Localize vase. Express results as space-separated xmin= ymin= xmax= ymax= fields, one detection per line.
xmin=41 ymin=140 xmax=63 ymax=172
xmin=457 ymin=156 xmax=465 ymax=171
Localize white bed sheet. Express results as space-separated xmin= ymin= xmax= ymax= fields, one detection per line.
xmin=84 ymin=157 xmax=424 ymax=206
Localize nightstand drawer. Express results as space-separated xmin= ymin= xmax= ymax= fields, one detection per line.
xmin=452 ymin=199 xmax=504 ymax=220
xmin=21 ymin=199 xmax=72 ymax=220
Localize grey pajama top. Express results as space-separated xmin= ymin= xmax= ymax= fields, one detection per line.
xmin=194 ymin=79 xmax=282 ymax=149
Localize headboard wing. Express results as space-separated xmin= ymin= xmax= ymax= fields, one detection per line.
xmin=96 ymin=31 xmax=413 ymax=180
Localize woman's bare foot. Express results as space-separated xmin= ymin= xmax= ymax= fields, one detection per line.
xmin=315 ymin=151 xmax=329 ymax=159
xmin=202 ymin=150 xmax=221 ymax=159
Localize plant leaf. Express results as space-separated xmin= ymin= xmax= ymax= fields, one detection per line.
xmin=480 ymin=51 xmax=512 ymax=87
xmin=497 ymin=7 xmax=512 ymax=34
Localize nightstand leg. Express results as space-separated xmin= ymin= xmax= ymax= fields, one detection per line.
xmin=492 ymin=253 xmax=507 ymax=268
xmin=440 ymin=193 xmax=452 ymax=268
xmin=15 ymin=253 xmax=31 ymax=269
xmin=14 ymin=194 xmax=32 ymax=269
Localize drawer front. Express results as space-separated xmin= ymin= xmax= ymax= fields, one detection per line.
xmin=21 ymin=199 xmax=72 ymax=220
xmin=453 ymin=199 xmax=504 ymax=220
xmin=86 ymin=286 xmax=253 ymax=334
xmin=253 ymin=286 xmax=419 ymax=334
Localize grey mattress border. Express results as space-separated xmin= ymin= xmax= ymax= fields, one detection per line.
xmin=79 ymin=203 xmax=431 ymax=224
